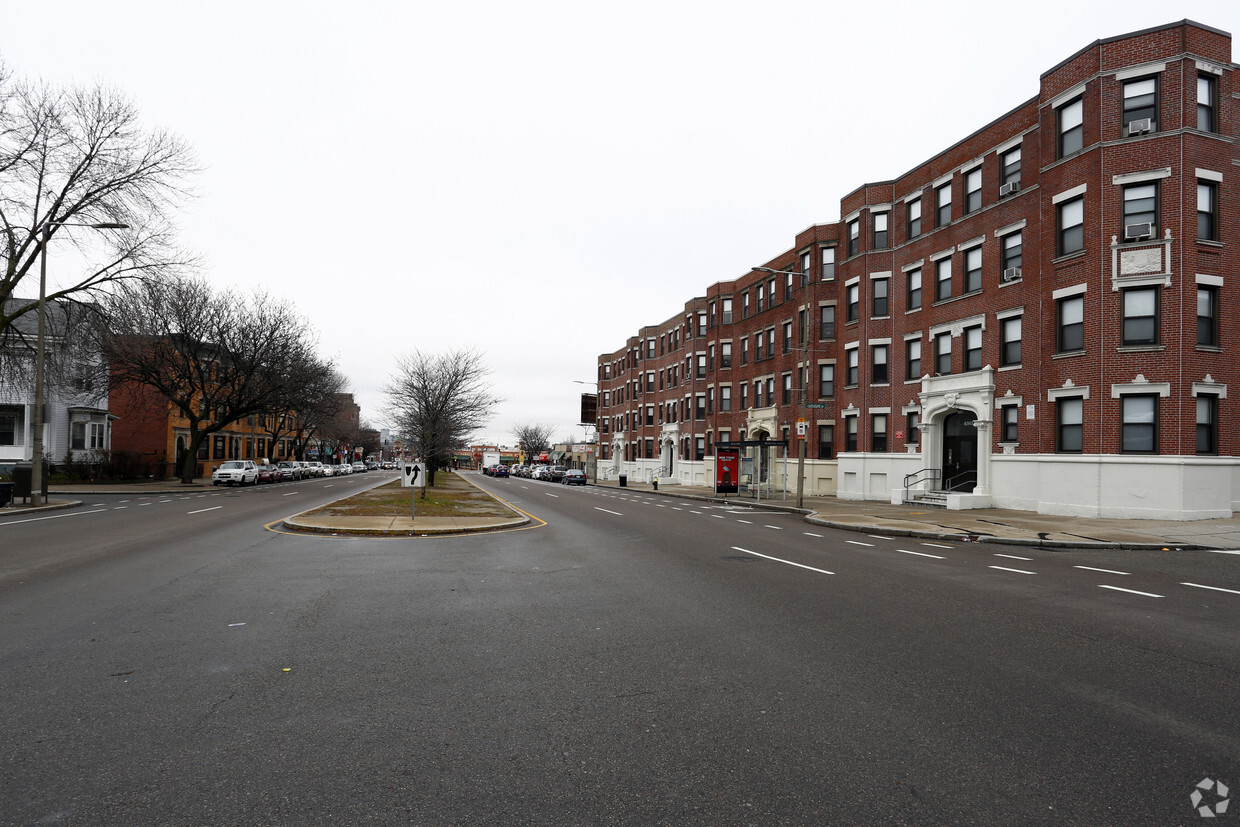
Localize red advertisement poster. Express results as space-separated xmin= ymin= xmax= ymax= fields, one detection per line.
xmin=715 ymin=448 xmax=739 ymax=494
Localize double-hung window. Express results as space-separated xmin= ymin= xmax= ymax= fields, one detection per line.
xmin=1197 ymin=395 xmax=1218 ymax=455
xmin=845 ymin=416 xmax=858 ymax=453
xmin=0 ymin=408 xmax=23 ymax=446
xmin=782 ymin=322 xmax=793 ymax=354
xmin=1198 ymin=181 xmax=1218 ymax=241
xmin=1058 ymin=196 xmax=1084 ymax=256
xmin=935 ymin=257 xmax=952 ymax=302
xmin=1198 ymin=74 xmax=1217 ymax=132
xmin=963 ymin=325 xmax=983 ymax=371
xmin=1001 ymin=231 xmax=1022 ymax=277
xmin=871 ymin=414 xmax=888 ymax=453
xmin=1122 ymin=77 xmax=1157 ymax=135
xmin=819 ymin=364 xmax=834 ymax=398
xmin=906 ymin=197 xmax=922 ymax=239
xmin=964 ymin=247 xmax=982 ymax=293
xmin=873 ymin=212 xmax=889 ymax=249
xmin=1001 ymin=405 xmax=1019 ymax=443
xmin=905 ymin=338 xmax=921 ymax=380
xmin=1198 ymin=285 xmax=1219 ymax=347
xmin=872 ymin=344 xmax=889 ymax=384
xmin=818 ymin=424 xmax=834 ymax=459
xmin=820 ymin=305 xmax=836 ymax=340
xmin=1001 ymin=146 xmax=1021 ymax=190
xmin=872 ymin=277 xmax=889 ymax=317
xmin=1058 ymin=97 xmax=1083 ymax=157
xmin=846 ymin=348 xmax=859 ymax=386
xmin=1121 ymin=395 xmax=1157 ymax=453
xmin=1123 ymin=183 xmax=1157 ymax=239
xmin=847 ymin=219 xmax=860 ymax=257
xmin=846 ymin=283 xmax=859 ymax=322
xmin=935 ymin=182 xmax=952 ymax=227
xmin=1057 ymin=397 xmax=1084 ymax=453
xmin=721 ymin=342 xmax=732 ymax=368
xmin=1121 ymin=287 xmax=1158 ymax=346
xmin=906 ymin=267 xmax=922 ymax=311
xmin=781 ymin=374 xmax=793 ymax=405
xmin=1057 ymin=294 xmax=1084 ymax=353
xmin=964 ymin=167 xmax=982 ymax=214
xmin=720 ymin=385 xmax=732 ymax=412
xmin=1000 ymin=316 xmax=1021 ymax=367
xmin=821 ymin=247 xmax=836 ymax=280
xmin=934 ymin=332 xmax=951 ymax=375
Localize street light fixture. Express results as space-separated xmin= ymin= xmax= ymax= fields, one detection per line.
xmin=30 ymin=220 xmax=129 ymax=507
xmin=751 ymin=265 xmax=812 ymax=509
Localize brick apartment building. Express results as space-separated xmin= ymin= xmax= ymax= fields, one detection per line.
xmin=595 ymin=19 xmax=1237 ymax=520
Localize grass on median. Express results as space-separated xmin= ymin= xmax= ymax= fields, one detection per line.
xmin=299 ymin=471 xmax=515 ymax=519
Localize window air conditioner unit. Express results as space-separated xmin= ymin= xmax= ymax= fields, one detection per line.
xmin=1001 ymin=267 xmax=1022 ymax=282
xmin=1127 ymin=117 xmax=1152 ymax=135
xmin=999 ymin=181 xmax=1020 ymax=197
xmin=1125 ymin=222 xmax=1155 ymax=241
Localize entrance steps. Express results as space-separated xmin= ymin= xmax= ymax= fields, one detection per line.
xmin=910 ymin=490 xmax=949 ymax=508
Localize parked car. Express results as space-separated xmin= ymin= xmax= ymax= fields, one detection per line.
xmin=256 ymin=463 xmax=281 ymax=484
xmin=352 ymin=461 xmax=367 ymax=474
xmin=548 ymin=465 xmax=568 ymax=482
xmin=306 ymin=461 xmax=326 ymax=477
xmin=334 ymin=463 xmax=351 ymax=475
xmin=492 ymin=465 xmax=510 ymax=478
xmin=561 ymin=469 xmax=587 ymax=485
xmin=276 ymin=461 xmax=302 ymax=481
xmin=532 ymin=466 xmax=552 ymax=482
xmin=213 ymin=460 xmax=259 ymax=486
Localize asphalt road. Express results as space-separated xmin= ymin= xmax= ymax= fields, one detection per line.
xmin=2 ymin=471 xmax=1238 ymax=825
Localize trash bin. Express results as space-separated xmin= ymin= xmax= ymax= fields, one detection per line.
xmin=618 ymin=474 xmax=627 ymax=487
xmin=11 ymin=462 xmax=48 ymax=503
xmin=0 ymin=481 xmax=13 ymax=508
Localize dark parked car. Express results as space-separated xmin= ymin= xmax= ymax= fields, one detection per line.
xmin=256 ymin=464 xmax=281 ymax=484
xmin=492 ymin=465 xmax=510 ymax=478
xmin=561 ymin=469 xmax=587 ymax=485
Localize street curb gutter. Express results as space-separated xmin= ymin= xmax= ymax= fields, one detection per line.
xmin=592 ymin=484 xmax=1194 ymax=551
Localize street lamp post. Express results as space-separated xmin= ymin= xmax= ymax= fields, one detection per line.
xmin=752 ymin=266 xmax=812 ymax=510
xmin=30 ymin=220 xmax=129 ymax=507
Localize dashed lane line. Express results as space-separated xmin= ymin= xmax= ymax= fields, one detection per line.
xmin=1099 ymin=584 xmax=1163 ymax=598
xmin=732 ymin=546 xmax=834 ymax=576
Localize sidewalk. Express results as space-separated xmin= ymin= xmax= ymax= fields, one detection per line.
xmin=9 ymin=476 xmax=1240 ymax=548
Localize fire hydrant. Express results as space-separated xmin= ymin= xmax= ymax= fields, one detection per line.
xmin=652 ymin=477 xmax=658 ymax=491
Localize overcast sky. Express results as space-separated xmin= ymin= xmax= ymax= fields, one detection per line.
xmin=3 ymin=1 xmax=1236 ymax=446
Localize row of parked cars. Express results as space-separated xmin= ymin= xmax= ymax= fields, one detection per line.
xmin=211 ymin=459 xmax=384 ymax=486
xmin=483 ymin=464 xmax=587 ymax=486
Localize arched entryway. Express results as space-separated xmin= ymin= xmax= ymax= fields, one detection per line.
xmin=941 ymin=411 xmax=978 ymax=492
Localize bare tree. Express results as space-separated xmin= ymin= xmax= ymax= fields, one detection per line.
xmin=97 ymin=278 xmax=322 ymax=483
xmin=260 ymin=360 xmax=347 ymax=461
xmin=512 ymin=423 xmax=556 ymax=464
xmin=384 ymin=348 xmax=501 ymax=492
xmin=0 ymin=68 xmax=199 ymax=351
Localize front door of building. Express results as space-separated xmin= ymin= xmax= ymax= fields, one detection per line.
xmin=941 ymin=412 xmax=977 ymax=492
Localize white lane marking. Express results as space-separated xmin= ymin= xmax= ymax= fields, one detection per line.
xmin=846 ymin=540 xmax=874 ymax=547
xmin=732 ymin=546 xmax=834 ymax=575
xmin=139 ymin=503 xmax=152 ymax=507
xmin=594 ymin=507 xmax=623 ymax=516
xmin=1075 ymin=565 xmax=1131 ymax=576
xmin=868 ymin=535 xmax=894 ymax=541
xmin=922 ymin=542 xmax=953 ymax=549
xmin=989 ymin=565 xmax=1036 ymax=575
xmin=712 ymin=514 xmax=725 ymax=519
xmin=804 ymin=532 xmax=824 ymax=538
xmin=672 ymin=507 xmax=683 ymax=511
xmin=898 ymin=549 xmax=945 ymax=559
xmin=764 ymin=525 xmax=784 ymax=531
xmin=690 ymin=511 xmax=703 ymax=515
xmin=187 ymin=506 xmax=223 ymax=515
xmin=1181 ymin=582 xmax=1240 ymax=596
xmin=0 ymin=509 xmax=108 ymax=526
xmin=1098 ymin=584 xmax=1163 ymax=598
xmin=282 ymin=492 xmax=299 ymax=496
xmin=995 ymin=553 xmax=1033 ymax=561
xmin=544 ymin=492 xmax=559 ymax=498
xmin=159 ymin=499 xmax=172 ymax=503
xmin=737 ymin=519 xmax=753 ymax=524
xmin=1207 ymin=550 xmax=1240 ymax=556
xmin=113 ymin=506 xmax=128 ymax=510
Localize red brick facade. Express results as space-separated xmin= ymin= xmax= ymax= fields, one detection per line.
xmin=596 ymin=21 xmax=1238 ymax=519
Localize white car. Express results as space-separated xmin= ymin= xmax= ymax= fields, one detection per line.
xmin=212 ymin=460 xmax=259 ymax=486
